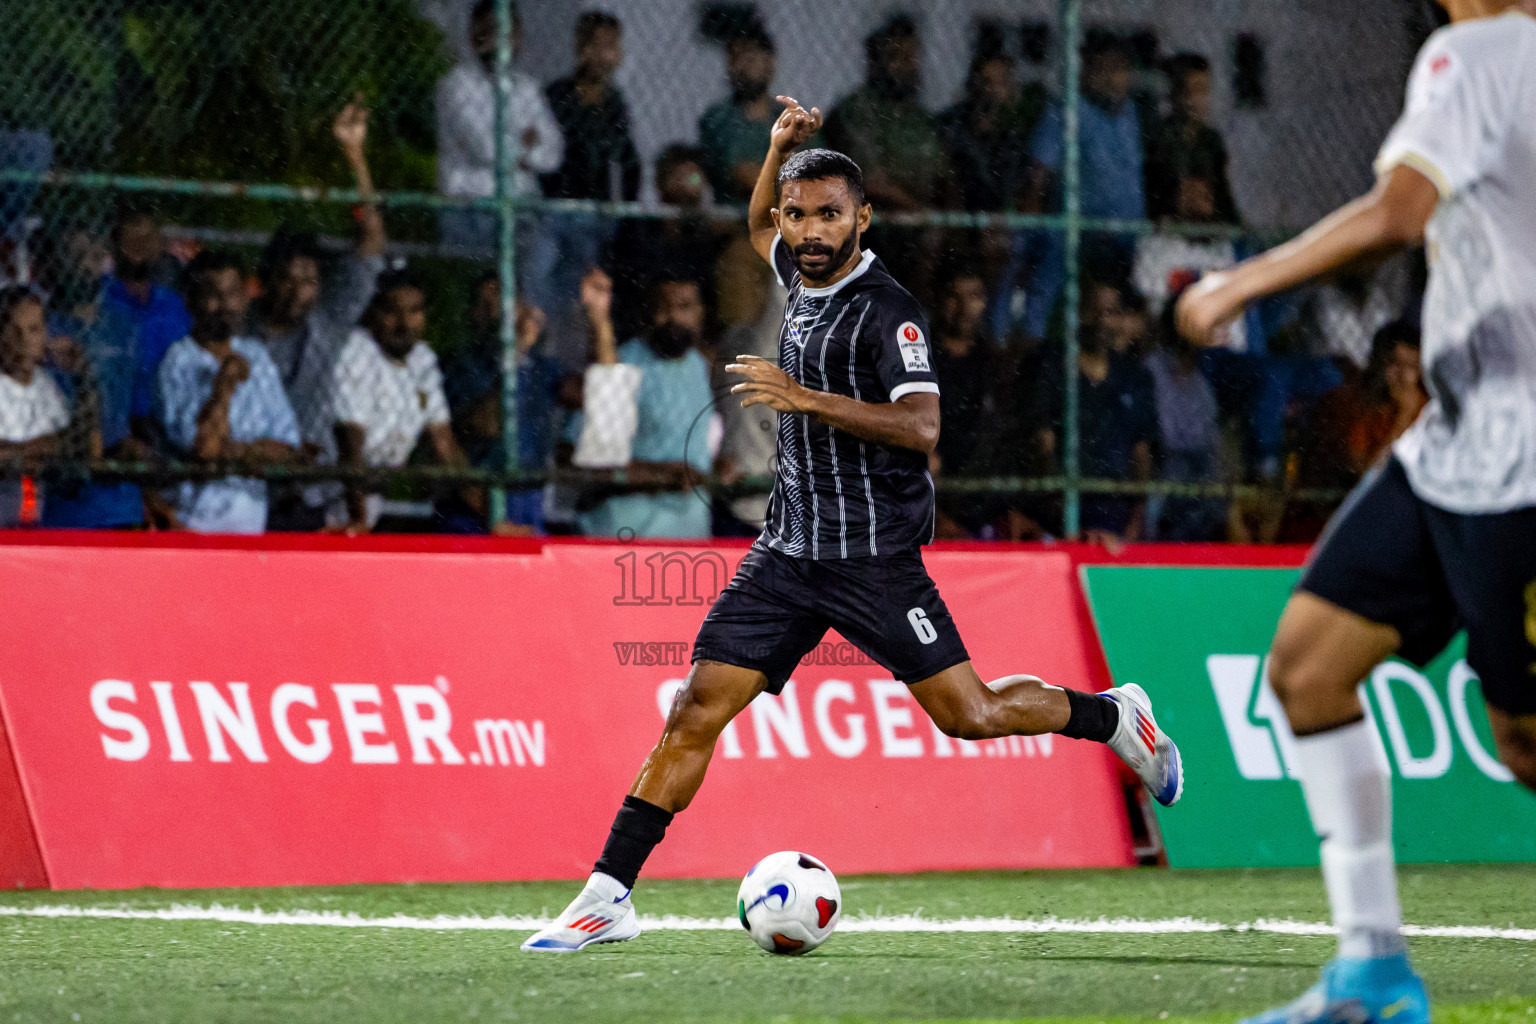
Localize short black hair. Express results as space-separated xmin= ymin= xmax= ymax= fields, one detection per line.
xmin=374 ymin=266 xmax=424 ymax=302
xmin=575 ymin=10 xmax=621 ymax=48
xmin=183 ymin=249 xmax=244 ymax=301
xmin=471 ymin=0 xmax=518 ymax=22
xmin=649 ymin=274 xmax=703 ymax=306
xmin=258 ymin=227 xmax=324 ymax=286
xmin=656 ymin=143 xmax=705 ymax=183
xmin=775 ymin=148 xmax=865 ymax=206
xmin=1166 ymin=52 xmax=1211 ymax=90
xmin=934 ymin=258 xmax=986 ymax=293
xmin=1083 ymin=29 xmax=1132 ymax=65
xmin=109 ymin=201 xmax=158 ymax=247
xmin=0 ymin=285 xmax=41 ymax=330
xmin=865 ymin=14 xmax=918 ymax=66
xmin=471 ymin=266 xmax=501 ymax=295
xmin=703 ymin=4 xmax=773 ymax=53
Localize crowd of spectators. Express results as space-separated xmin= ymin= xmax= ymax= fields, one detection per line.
xmin=0 ymin=4 xmax=1428 ymax=544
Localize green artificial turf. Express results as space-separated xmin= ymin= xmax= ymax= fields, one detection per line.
xmin=1 ymin=865 xmax=1533 ymax=1022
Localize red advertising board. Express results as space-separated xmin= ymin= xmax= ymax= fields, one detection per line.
xmin=0 ymin=537 xmax=1134 ymax=889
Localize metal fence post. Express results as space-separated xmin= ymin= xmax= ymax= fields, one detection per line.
xmin=491 ymin=0 xmax=520 ymax=529
xmin=1060 ymin=0 xmax=1083 ymax=538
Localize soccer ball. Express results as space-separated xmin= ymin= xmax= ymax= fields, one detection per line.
xmin=736 ymin=850 xmax=842 ymax=955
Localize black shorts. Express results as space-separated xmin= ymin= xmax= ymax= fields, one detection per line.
xmin=1299 ymin=456 xmax=1536 ymax=715
xmin=692 ymin=541 xmax=970 ymax=694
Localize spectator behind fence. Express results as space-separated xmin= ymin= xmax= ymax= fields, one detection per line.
xmin=332 ymin=270 xmax=470 ymax=534
xmin=929 ymin=265 xmax=1000 ymax=539
xmin=570 ymin=275 xmax=715 ymax=540
xmin=0 ymin=287 xmax=69 ymax=526
xmin=436 ymin=0 xmax=563 ymax=256
xmin=1032 ymin=276 xmax=1156 ymax=545
xmin=699 ymin=14 xmax=779 ymax=203
xmin=538 ymin=11 xmax=640 ymax=310
xmin=1104 ymin=286 xmax=1152 ymax=358
xmin=105 ymin=207 xmax=192 ymax=435
xmin=1144 ymin=294 xmax=1226 ymax=541
xmin=824 ymin=15 xmax=954 ymax=296
xmin=938 ymin=43 xmax=1045 ymax=213
xmin=1023 ymin=32 xmax=1146 ymax=341
xmin=441 ymin=269 xmax=556 ymax=533
xmin=1146 ymin=53 xmax=1239 ymax=225
xmin=157 ymin=251 xmax=303 ymax=534
xmin=609 ymin=145 xmax=727 ymax=343
xmin=253 ymin=100 xmax=387 ymax=531
xmin=711 ymin=267 xmax=786 ymax=535
xmin=39 ymin=228 xmax=171 ymax=528
xmin=1281 ymin=321 xmax=1427 ymax=542
xmin=1296 ymin=262 xmax=1410 ymax=372
xmin=1133 ymin=172 xmax=1246 ymax=351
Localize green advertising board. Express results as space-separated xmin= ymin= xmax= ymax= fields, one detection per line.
xmin=1081 ymin=566 xmax=1536 ymax=869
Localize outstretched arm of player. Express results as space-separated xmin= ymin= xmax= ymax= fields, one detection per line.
xmin=727 ymin=354 xmax=939 ymax=455
xmin=1175 ymin=163 xmax=1438 ymax=345
xmin=747 ymin=96 xmax=822 ymax=264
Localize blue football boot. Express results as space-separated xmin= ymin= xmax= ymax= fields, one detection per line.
xmin=1241 ymin=953 xmax=1429 ymax=1023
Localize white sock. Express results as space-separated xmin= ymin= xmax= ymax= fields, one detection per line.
xmin=1294 ymin=719 xmax=1405 ymax=960
xmin=585 ymin=871 xmax=630 ymax=902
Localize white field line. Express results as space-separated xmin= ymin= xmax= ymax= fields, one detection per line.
xmin=0 ymin=904 xmax=1533 ymax=941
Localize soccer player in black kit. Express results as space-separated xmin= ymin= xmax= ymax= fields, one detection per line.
xmin=523 ymin=97 xmax=1184 ymax=952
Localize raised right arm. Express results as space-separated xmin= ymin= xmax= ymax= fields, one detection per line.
xmin=748 ymin=96 xmax=822 ymax=263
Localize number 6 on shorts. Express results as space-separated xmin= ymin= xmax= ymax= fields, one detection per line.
xmin=907 ymin=607 xmax=937 ymax=645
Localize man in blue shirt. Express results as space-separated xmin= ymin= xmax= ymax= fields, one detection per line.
xmin=441 ymin=270 xmax=558 ymax=533
xmin=42 ymin=215 xmax=190 ymax=528
xmin=1021 ymin=33 xmax=1148 ymax=341
xmin=570 ymin=275 xmax=716 ymax=539
xmin=157 ymin=251 xmax=302 ymax=534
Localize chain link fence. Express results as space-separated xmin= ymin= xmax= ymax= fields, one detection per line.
xmin=0 ymin=0 xmax=1439 ymax=539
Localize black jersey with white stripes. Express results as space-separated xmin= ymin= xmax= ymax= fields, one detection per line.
xmin=760 ymin=235 xmax=941 ymax=560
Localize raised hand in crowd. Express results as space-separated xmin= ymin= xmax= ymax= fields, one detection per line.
xmin=580 ymin=266 xmax=617 ymax=365
xmin=515 ymin=299 xmax=547 ymax=357
xmin=333 ymin=94 xmax=385 ymax=256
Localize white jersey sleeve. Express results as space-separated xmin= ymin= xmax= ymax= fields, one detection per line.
xmin=1374 ymin=28 xmax=1514 ymax=197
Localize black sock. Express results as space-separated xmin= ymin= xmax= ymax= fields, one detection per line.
xmin=593 ymin=795 xmax=674 ymax=889
xmin=1058 ymin=689 xmax=1119 ymax=743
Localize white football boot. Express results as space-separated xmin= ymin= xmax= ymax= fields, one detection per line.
xmin=520 ymin=873 xmax=642 ymax=952
xmin=1105 ymin=683 xmax=1184 ymax=806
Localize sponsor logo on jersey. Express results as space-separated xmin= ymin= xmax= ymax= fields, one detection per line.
xmin=896 ymin=321 xmax=930 ymax=372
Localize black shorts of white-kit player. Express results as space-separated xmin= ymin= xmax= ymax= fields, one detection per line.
xmin=692 ymin=234 xmax=968 ymax=690
xmin=1299 ymin=455 xmax=1536 ymax=716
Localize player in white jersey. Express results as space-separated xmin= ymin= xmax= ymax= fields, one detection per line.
xmin=1177 ymin=2 xmax=1536 ymax=1021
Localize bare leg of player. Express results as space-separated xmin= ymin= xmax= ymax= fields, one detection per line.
xmin=909 ymin=661 xmax=1184 ymax=806
xmin=630 ymin=661 xmax=769 ymax=812
xmin=1486 ymin=708 xmax=1536 ymax=791
xmin=521 ymin=661 xmax=767 ymax=952
xmin=1240 ymin=591 xmax=1429 ymax=1023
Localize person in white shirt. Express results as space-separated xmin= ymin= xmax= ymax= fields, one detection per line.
xmin=1177 ymin=3 xmax=1536 ymax=1021
xmin=1134 ymin=172 xmax=1245 ymax=351
xmin=0 ymin=287 xmax=70 ymax=525
xmin=331 ymin=269 xmax=469 ymax=533
xmin=436 ymin=0 xmax=563 ymax=254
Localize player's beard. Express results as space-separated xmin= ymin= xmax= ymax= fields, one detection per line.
xmin=792 ymin=229 xmax=859 ymax=285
